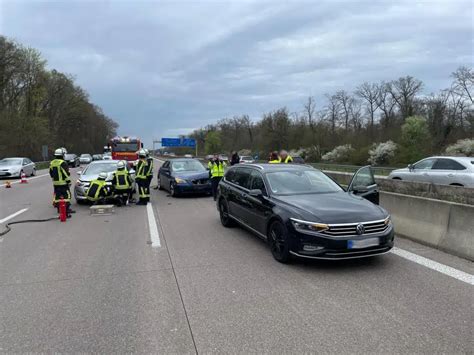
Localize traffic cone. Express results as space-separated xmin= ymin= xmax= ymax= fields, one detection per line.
xmin=5 ymin=180 xmax=11 ymax=188
xmin=20 ymin=172 xmax=28 ymax=184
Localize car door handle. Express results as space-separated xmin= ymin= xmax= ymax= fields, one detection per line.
xmin=447 ymin=174 xmax=454 ymax=177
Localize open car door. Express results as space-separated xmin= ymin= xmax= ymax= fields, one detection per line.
xmin=347 ymin=166 xmax=379 ymax=205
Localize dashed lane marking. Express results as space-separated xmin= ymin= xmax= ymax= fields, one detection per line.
xmin=146 ymin=203 xmax=161 ymax=248
xmin=3 ymin=173 xmax=49 ymax=185
xmin=391 ymin=247 xmax=474 ymax=285
xmin=0 ymin=208 xmax=29 ymax=224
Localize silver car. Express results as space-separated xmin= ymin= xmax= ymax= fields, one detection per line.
xmin=0 ymin=157 xmax=36 ymax=178
xmin=388 ymin=156 xmax=474 ymax=188
xmin=74 ymin=160 xmax=135 ymax=203
xmin=79 ymin=154 xmax=93 ymax=164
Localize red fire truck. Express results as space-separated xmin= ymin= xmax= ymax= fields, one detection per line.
xmin=109 ymin=136 xmax=142 ymax=163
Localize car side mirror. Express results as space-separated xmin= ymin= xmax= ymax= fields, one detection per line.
xmin=249 ymin=189 xmax=263 ymax=198
xmin=408 ymin=164 xmax=414 ymax=171
xmin=77 ymin=171 xmax=82 ymax=175
xmin=350 ymin=185 xmax=369 ymax=194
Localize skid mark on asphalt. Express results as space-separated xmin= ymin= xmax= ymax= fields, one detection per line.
xmin=391 ymin=247 xmax=474 ymax=285
xmin=147 ymin=203 xmax=161 ymax=248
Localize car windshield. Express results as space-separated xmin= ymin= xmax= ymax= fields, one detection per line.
xmin=265 ymin=169 xmax=343 ymax=195
xmin=171 ymin=160 xmax=205 ymax=172
xmin=0 ymin=158 xmax=22 ymax=166
xmin=83 ymin=162 xmax=117 ymax=175
xmin=113 ymin=143 xmax=139 ymax=152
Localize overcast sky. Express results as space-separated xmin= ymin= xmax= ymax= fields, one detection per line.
xmin=1 ymin=0 xmax=472 ymax=146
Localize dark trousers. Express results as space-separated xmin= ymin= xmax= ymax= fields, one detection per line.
xmin=211 ymin=176 xmax=222 ymax=200
xmin=53 ymin=185 xmax=72 ymax=211
xmin=136 ymin=179 xmax=150 ymax=203
xmin=114 ymin=188 xmax=132 ymax=206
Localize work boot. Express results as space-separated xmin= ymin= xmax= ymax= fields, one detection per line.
xmin=68 ymin=209 xmax=76 ymax=214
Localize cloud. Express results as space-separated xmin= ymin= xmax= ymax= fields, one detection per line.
xmin=1 ymin=0 xmax=472 ymax=146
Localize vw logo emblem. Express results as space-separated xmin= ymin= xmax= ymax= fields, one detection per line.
xmin=356 ymin=224 xmax=365 ymax=235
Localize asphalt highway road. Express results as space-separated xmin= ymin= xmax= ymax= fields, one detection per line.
xmin=0 ymin=162 xmax=473 ymax=353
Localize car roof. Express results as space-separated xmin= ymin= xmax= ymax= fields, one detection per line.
xmin=167 ymin=158 xmax=199 ymax=162
xmin=230 ymin=163 xmax=315 ymax=172
xmin=89 ymin=160 xmax=118 ymax=164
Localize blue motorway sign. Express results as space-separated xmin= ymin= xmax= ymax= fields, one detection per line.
xmin=161 ymin=137 xmax=196 ymax=147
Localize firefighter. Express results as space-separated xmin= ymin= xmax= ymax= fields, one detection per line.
xmin=279 ymin=150 xmax=293 ymax=163
xmin=86 ymin=172 xmax=111 ymax=204
xmin=135 ymin=149 xmax=150 ymax=205
xmin=112 ymin=161 xmax=132 ymax=206
xmin=268 ymin=151 xmax=280 ymax=163
xmin=208 ymin=154 xmax=226 ymax=201
xmin=145 ymin=149 xmax=154 ymax=187
xmin=49 ymin=148 xmax=75 ymax=216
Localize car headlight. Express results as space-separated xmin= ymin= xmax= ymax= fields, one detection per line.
xmin=175 ymin=177 xmax=187 ymax=184
xmin=290 ymin=218 xmax=329 ymax=235
xmin=384 ymin=215 xmax=392 ymax=226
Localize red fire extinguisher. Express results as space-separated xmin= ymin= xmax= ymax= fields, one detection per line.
xmin=59 ymin=197 xmax=67 ymax=222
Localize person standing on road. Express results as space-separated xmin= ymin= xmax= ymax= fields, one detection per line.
xmin=230 ymin=151 xmax=240 ymax=166
xmin=135 ymin=149 xmax=150 ymax=205
xmin=279 ymin=150 xmax=293 ymax=163
xmin=208 ymin=154 xmax=226 ymax=201
xmin=145 ymin=149 xmax=154 ymax=187
xmin=49 ymin=148 xmax=75 ymax=216
xmin=268 ymin=151 xmax=280 ymax=163
xmin=112 ymin=161 xmax=132 ymax=206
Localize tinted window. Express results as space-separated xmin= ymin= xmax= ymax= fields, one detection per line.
xmin=224 ymin=169 xmax=235 ymax=182
xmin=233 ymin=168 xmax=251 ymax=189
xmin=351 ymin=166 xmax=375 ymax=188
xmin=250 ymin=170 xmax=266 ymax=194
xmin=432 ymin=159 xmax=466 ymax=170
xmin=414 ymin=158 xmax=435 ymax=170
xmin=162 ymin=161 xmax=170 ymax=168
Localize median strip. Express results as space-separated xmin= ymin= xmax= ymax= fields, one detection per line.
xmin=391 ymin=247 xmax=474 ymax=285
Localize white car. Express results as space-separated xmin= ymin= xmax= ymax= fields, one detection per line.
xmin=0 ymin=157 xmax=36 ymax=178
xmin=240 ymin=156 xmax=255 ymax=164
xmin=388 ymin=156 xmax=474 ymax=188
xmin=79 ymin=154 xmax=93 ymax=164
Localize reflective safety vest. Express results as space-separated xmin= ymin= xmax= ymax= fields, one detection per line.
xmin=278 ymin=155 xmax=293 ymax=163
xmin=113 ymin=169 xmax=131 ymax=190
xmin=86 ymin=179 xmax=108 ymax=201
xmin=136 ymin=159 xmax=147 ymax=180
xmin=146 ymin=157 xmax=154 ymax=177
xmin=268 ymin=159 xmax=280 ymax=164
xmin=49 ymin=159 xmax=71 ymax=186
xmin=208 ymin=161 xmax=226 ymax=177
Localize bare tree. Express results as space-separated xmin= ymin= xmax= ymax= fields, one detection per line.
xmin=451 ymin=66 xmax=473 ymax=104
xmin=335 ymin=90 xmax=353 ymax=130
xmin=324 ymin=94 xmax=341 ymax=134
xmin=303 ymin=96 xmax=317 ymax=141
xmin=388 ymin=76 xmax=424 ymax=118
xmin=377 ymin=81 xmax=397 ymax=127
xmin=355 ymin=82 xmax=380 ymax=130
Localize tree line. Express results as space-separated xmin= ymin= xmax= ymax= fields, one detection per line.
xmin=0 ymin=36 xmax=118 ymax=161
xmin=188 ymin=66 xmax=473 ymax=164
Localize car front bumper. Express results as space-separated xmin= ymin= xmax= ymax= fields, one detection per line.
xmin=289 ymin=226 xmax=395 ymax=260
xmin=175 ymin=183 xmax=212 ymax=194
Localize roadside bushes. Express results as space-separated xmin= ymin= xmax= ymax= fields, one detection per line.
xmin=368 ymin=141 xmax=398 ymax=165
xmin=445 ymin=139 xmax=474 ymax=157
xmin=322 ymin=144 xmax=354 ymax=163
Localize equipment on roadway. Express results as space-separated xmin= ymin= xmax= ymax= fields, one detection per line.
xmin=217 ymin=163 xmax=394 ymax=263
xmin=20 ymin=172 xmax=28 ymax=184
xmin=5 ymin=180 xmax=11 ymax=188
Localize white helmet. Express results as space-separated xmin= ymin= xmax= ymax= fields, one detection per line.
xmin=138 ymin=149 xmax=147 ymax=158
xmin=54 ymin=148 xmax=64 ymax=157
xmin=144 ymin=148 xmax=150 ymax=157
xmin=117 ymin=161 xmax=126 ymax=169
xmin=98 ymin=172 xmax=108 ymax=180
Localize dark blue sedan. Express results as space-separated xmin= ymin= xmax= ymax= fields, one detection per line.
xmin=157 ymin=158 xmax=211 ymax=197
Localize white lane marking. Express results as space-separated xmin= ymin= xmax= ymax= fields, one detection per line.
xmin=146 ymin=203 xmax=161 ymax=248
xmin=391 ymin=247 xmax=474 ymax=285
xmin=0 ymin=208 xmax=28 ymax=224
xmin=4 ymin=173 xmax=49 ymax=185
xmin=152 ymin=157 xmax=165 ymax=163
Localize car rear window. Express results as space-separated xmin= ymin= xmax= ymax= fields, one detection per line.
xmin=432 ymin=159 xmax=466 ymax=170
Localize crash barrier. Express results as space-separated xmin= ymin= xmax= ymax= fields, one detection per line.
xmin=380 ymin=191 xmax=474 ymax=261
xmin=324 ymin=171 xmax=474 ymax=205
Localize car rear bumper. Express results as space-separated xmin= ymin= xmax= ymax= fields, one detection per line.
xmin=289 ymin=227 xmax=395 ymax=260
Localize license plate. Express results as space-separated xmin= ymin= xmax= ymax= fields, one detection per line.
xmin=348 ymin=237 xmax=379 ymax=249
